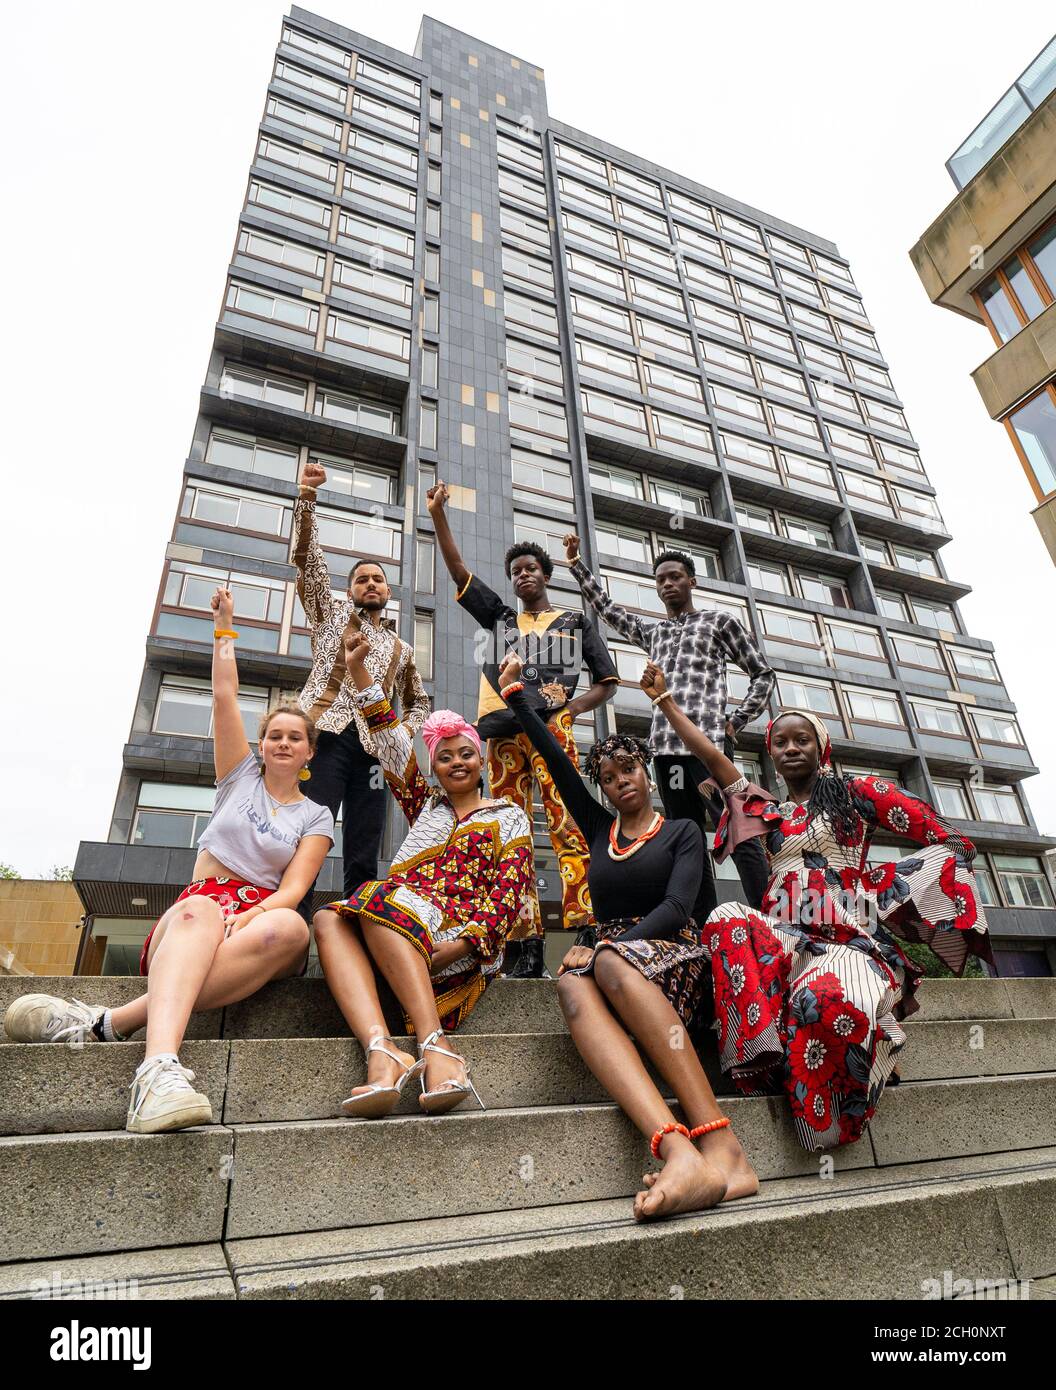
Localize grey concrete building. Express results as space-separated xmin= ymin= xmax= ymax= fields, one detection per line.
xmin=911 ymin=36 xmax=1056 ymax=565
xmin=74 ymin=9 xmax=1056 ymax=976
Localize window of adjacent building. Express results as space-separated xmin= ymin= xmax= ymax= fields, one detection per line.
xmin=611 ymin=166 xmax=662 ymax=203
xmin=508 ymin=290 xmax=560 ymax=338
xmin=629 ymin=274 xmax=685 ymax=316
xmin=497 ymin=132 xmax=543 ymax=173
xmin=637 ymin=317 xmax=694 ymax=358
xmin=971 ymin=709 xmax=1024 ymax=747
xmin=561 ymin=210 xmax=617 ymax=251
xmin=949 ymin=646 xmax=1000 ymax=683
xmin=890 ymin=545 xmax=938 ymax=577
xmin=226 ymin=280 xmax=319 ymax=333
xmin=777 ymin=675 xmax=842 ymax=728
xmin=590 ymin=463 xmax=644 ymax=500
xmin=760 ymin=605 xmax=819 ymax=648
xmin=570 ymin=293 xmax=632 ymax=340
xmin=736 ymin=283 xmax=785 ymax=317
xmin=420 ymin=400 xmax=437 ymax=450
xmin=651 ymin=479 xmax=709 ymax=517
xmin=316 ymin=505 xmax=401 ymax=562
xmin=237 ymin=229 xmax=324 ymax=279
xmin=344 ymin=166 xmax=416 ymax=214
xmin=782 ymin=452 xmax=834 ymax=491
xmin=513 ymin=450 xmax=575 ymax=510
xmin=337 ymin=211 xmax=414 ymax=258
xmin=875 ymin=589 xmax=909 ymax=622
xmin=326 ymin=311 xmax=410 ymax=361
xmin=274 ymin=60 xmax=347 ymax=104
xmin=624 ymin=236 xmax=677 ymax=275
xmin=509 ymin=396 xmax=569 ymax=443
xmin=257 ymin=135 xmax=337 ymax=185
xmin=994 ymin=855 xmax=1054 ymax=909
xmin=351 ymin=90 xmax=420 ymax=135
xmin=653 ymin=412 xmax=714 ymax=456
xmin=503 ymin=245 xmax=555 ymax=293
xmin=567 ymin=249 xmax=623 ymax=290
xmin=499 ymin=168 xmax=547 ymax=210
xmin=603 ymin=569 xmax=665 ymax=616
xmin=313 ymin=388 xmax=400 ymax=435
xmin=247 ymin=179 xmax=331 ymax=228
xmin=617 ymin=199 xmax=667 ymax=235
xmin=1006 ymin=384 xmax=1056 ymax=498
xmin=972 ymin=785 xmax=1025 ymax=826
xmin=332 ymin=259 xmax=413 ymax=315
xmin=426 ymin=203 xmax=441 ymax=238
xmin=668 ymin=189 xmax=716 ymax=226
xmin=858 ymin=535 xmax=890 ymax=564
xmin=910 ymin=698 xmax=965 ymax=738
xmin=266 ymin=96 xmax=342 ymax=142
xmin=508 ymin=338 xmax=564 ymax=389
xmin=281 ymin=26 xmax=351 ymax=69
xmin=424 ymin=246 xmax=440 ymax=282
xmin=595 ymin=523 xmax=650 ymax=564
xmin=420 ymin=344 xmax=438 ymax=389
xmin=305 ymin=453 xmax=396 ymax=505
xmin=554 ymin=141 xmax=607 ymax=178
xmin=427 ymin=163 xmax=441 ymax=197
xmin=735 ymin=503 xmax=774 ymax=534
xmin=910 ymin=597 xmax=957 ymax=633
xmin=348 ymin=126 xmax=419 ymax=172
xmin=711 ymin=384 xmax=765 ymax=426
xmin=933 ymin=780 xmax=971 ymax=820
xmin=515 ymin=513 xmax=576 ymax=559
xmin=422 ymin=292 xmax=439 ymax=334
xmin=891 ymin=634 xmax=943 ymax=673
xmin=797 ymin=572 xmax=849 ymax=608
xmin=132 ymin=782 xmax=215 ymax=849
xmin=416 ymin=537 xmax=435 ymax=595
xmin=558 ymin=174 xmax=613 ymax=216
xmin=748 ymin=561 xmax=790 ymax=596
xmin=218 ymin=364 xmax=307 ymax=411
xmin=728 ymin=246 xmax=774 ymax=282
xmin=580 ymin=389 xmax=647 ymax=435
xmin=575 ymin=336 xmax=639 ymax=387
xmin=154 ymin=675 xmax=269 ymax=741
xmin=845 ymin=687 xmax=904 ymax=728
xmin=164 ymin=561 xmax=286 ymax=624
xmin=643 ymin=360 xmax=703 ymax=403
xmin=414 ymin=613 xmax=434 ymax=680
xmin=181 ymin=481 xmax=289 ymax=537
xmin=826 ymin=619 xmax=884 ymax=661
xmin=356 ymin=57 xmax=420 ymax=101
xmin=770 ymin=403 xmax=821 ymax=444
xmin=718 ymin=211 xmax=764 ymax=247
xmin=723 ymin=433 xmax=776 ymax=474
xmin=767 ymin=232 xmax=810 ymax=266
xmin=841 ymin=469 xmax=890 ymax=508
xmin=783 ymin=516 xmax=833 ymax=548
xmin=206 ymin=429 xmax=299 ymax=483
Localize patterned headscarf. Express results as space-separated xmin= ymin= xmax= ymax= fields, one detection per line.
xmin=766 ymin=708 xmax=832 ymax=769
xmin=421 ymin=710 xmax=482 ymax=765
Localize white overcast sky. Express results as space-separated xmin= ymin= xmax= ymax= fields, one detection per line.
xmin=2 ymin=0 xmax=1055 ymax=876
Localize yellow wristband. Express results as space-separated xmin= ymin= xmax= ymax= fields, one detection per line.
xmin=214 ymin=629 xmax=239 ymax=640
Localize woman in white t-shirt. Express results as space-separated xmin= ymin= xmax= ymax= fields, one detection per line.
xmin=3 ymin=588 xmax=334 ymax=1133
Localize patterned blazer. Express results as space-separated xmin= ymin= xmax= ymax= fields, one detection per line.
xmin=292 ymin=494 xmax=429 ymax=749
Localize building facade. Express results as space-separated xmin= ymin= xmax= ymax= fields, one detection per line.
xmin=74 ymin=8 xmax=1056 ymax=976
xmin=911 ymin=36 xmax=1056 ymax=564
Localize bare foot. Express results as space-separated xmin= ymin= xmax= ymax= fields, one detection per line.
xmin=347 ymin=1042 xmax=417 ymax=1101
xmin=697 ymin=1127 xmax=759 ymax=1202
xmin=633 ymin=1133 xmax=726 ymax=1222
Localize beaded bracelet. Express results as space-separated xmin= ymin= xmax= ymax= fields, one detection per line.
xmin=502 ymin=681 xmax=526 ymax=698
xmin=689 ymin=1117 xmax=731 ymax=1140
xmin=650 ymin=691 xmax=674 ymax=706
xmin=650 ymin=1121 xmax=690 ymax=1158
xmin=214 ymin=629 xmax=239 ymax=640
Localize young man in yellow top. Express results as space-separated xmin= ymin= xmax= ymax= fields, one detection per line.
xmin=428 ymin=482 xmax=619 ymax=977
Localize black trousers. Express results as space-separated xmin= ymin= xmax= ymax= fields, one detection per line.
xmin=301 ymin=722 xmax=388 ymax=912
xmin=653 ymin=748 xmax=769 ymax=925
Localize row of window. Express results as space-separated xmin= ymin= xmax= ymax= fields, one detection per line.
xmin=977 ymin=214 xmax=1056 ymax=346
xmin=246 ymin=176 xmax=438 ymax=268
xmin=273 ymin=48 xmax=421 ymax=127
xmin=223 ymin=279 xmax=411 ymax=364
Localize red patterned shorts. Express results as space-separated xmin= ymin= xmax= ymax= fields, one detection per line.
xmin=139 ymin=877 xmax=267 ymax=976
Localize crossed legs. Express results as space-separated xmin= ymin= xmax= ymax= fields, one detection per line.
xmin=559 ymin=950 xmax=758 ymax=1220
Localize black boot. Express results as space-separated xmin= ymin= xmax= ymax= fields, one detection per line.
xmin=501 ymin=939 xmax=523 ymax=977
xmin=506 ymin=936 xmax=548 ymax=979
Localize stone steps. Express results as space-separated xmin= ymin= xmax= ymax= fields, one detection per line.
xmin=3 ymin=1146 xmax=1054 ymax=1301
xmin=6 ymin=1014 xmax=1056 ymax=1136
xmin=3 ymin=975 xmax=1053 ymax=1043
xmin=4 ymin=1073 xmax=1056 ymax=1263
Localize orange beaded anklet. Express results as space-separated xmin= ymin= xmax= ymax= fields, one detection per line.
xmin=689 ymin=1118 xmax=731 ymax=1140
xmin=649 ymin=1121 xmax=690 ymax=1158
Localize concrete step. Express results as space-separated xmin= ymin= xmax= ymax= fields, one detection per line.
xmin=221 ymin=1146 xmax=1056 ymax=1299
xmin=2 ymin=976 xmax=1053 ymax=1046
xmin=4 ymin=1074 xmax=1056 ymax=1264
xmin=7 ymin=1015 xmax=1056 ymax=1136
xmin=0 ymin=1244 xmax=236 ymax=1301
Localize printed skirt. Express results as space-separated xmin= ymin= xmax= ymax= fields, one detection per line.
xmin=328 ymin=878 xmax=493 ymax=1032
xmin=566 ymin=917 xmax=709 ymax=1028
xmin=139 ymin=877 xmax=269 ymax=975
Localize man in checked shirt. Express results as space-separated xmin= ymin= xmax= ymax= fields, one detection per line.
xmin=564 ymin=533 xmax=773 ymax=921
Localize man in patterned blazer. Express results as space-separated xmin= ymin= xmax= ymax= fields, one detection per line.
xmin=565 ymin=533 xmax=774 ymax=923
xmin=293 ymin=460 xmax=430 ymax=904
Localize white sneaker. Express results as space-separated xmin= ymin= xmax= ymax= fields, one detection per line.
xmin=3 ymin=994 xmax=106 ymax=1045
xmin=126 ymin=1055 xmax=213 ymax=1134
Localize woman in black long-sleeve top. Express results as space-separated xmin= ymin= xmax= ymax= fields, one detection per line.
xmin=498 ymin=654 xmax=758 ymax=1220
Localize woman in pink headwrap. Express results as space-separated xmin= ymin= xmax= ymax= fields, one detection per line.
xmin=312 ymin=632 xmax=534 ymax=1119
xmin=641 ymin=666 xmax=992 ymax=1153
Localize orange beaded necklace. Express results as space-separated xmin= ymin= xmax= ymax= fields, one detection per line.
xmin=607 ymin=811 xmax=664 ymax=861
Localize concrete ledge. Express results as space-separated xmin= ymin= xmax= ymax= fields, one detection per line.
xmin=0 ymin=1243 xmax=237 ymax=1301
xmin=227 ymin=1148 xmax=1056 ymax=1300
xmin=1 ymin=1041 xmax=230 ymax=1136
xmin=0 ymin=1127 xmax=233 ymax=1263
xmin=870 ymin=1074 xmax=1056 ymax=1165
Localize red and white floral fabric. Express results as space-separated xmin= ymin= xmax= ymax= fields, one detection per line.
xmin=702 ymin=775 xmax=992 ymax=1150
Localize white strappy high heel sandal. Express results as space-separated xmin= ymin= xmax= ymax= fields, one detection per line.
xmin=340 ymin=1036 xmax=424 ymax=1119
xmin=417 ymin=1028 xmax=485 ymax=1115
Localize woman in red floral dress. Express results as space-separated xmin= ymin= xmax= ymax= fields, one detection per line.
xmin=642 ymin=664 xmax=992 ymax=1152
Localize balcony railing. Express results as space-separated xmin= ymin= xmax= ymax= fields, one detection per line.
xmin=946 ymin=35 xmax=1056 ymax=190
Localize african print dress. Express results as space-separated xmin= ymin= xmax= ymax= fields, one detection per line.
xmin=702 ymin=774 xmax=992 ymax=1151
xmin=326 ymin=683 xmax=534 ymax=1031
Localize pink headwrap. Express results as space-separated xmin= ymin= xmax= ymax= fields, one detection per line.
xmin=421 ymin=709 xmax=482 ymax=765
xmin=766 ymin=708 xmax=833 ymax=768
